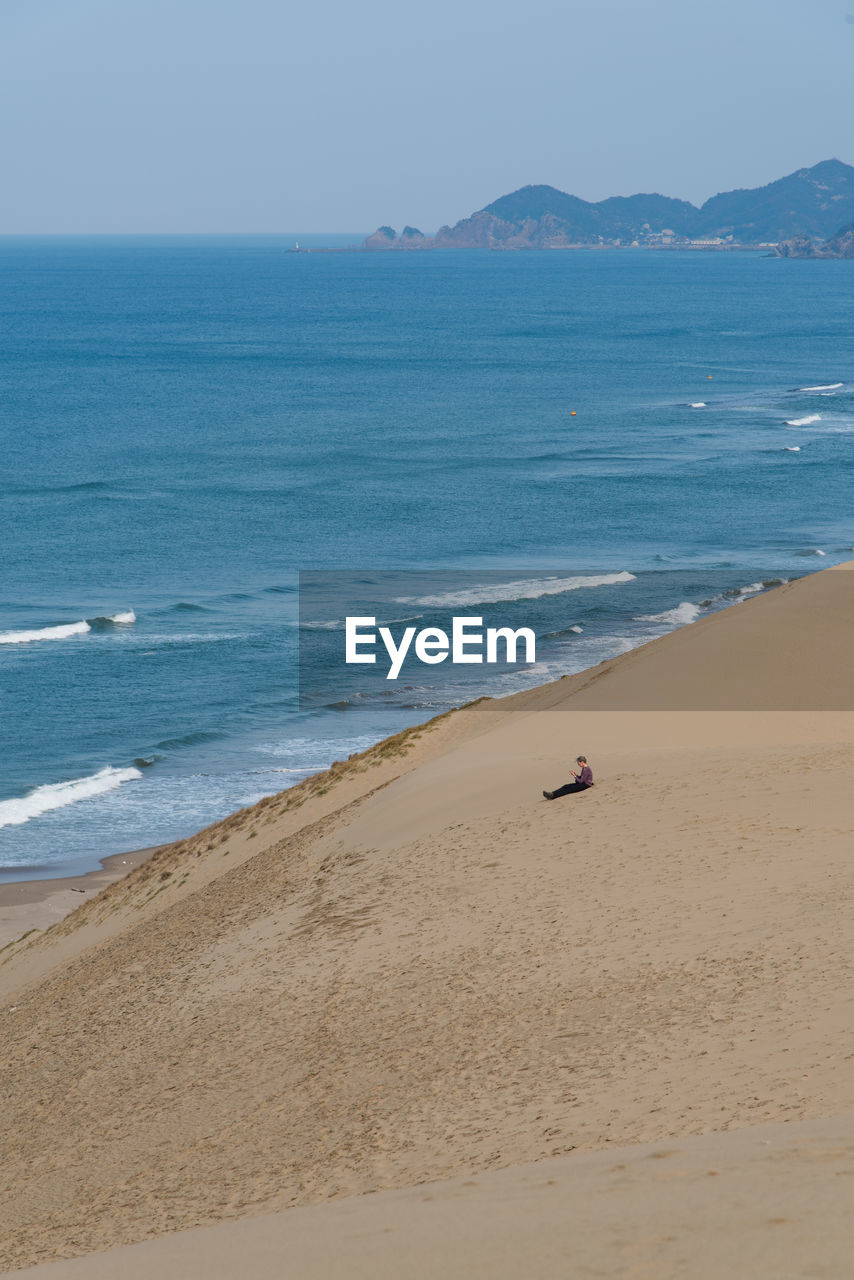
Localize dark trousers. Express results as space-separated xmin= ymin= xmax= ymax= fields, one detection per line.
xmin=550 ymin=782 xmax=589 ymax=798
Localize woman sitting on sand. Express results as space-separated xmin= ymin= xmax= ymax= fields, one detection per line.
xmin=543 ymin=756 xmax=593 ymax=801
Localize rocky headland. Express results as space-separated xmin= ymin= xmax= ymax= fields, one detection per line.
xmin=364 ymin=158 xmax=854 ymax=251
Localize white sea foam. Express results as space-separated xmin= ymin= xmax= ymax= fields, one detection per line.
xmin=799 ymin=383 xmax=843 ymax=392
xmin=0 ymin=766 xmax=143 ymax=829
xmin=635 ymin=602 xmax=701 ymax=626
xmin=300 ymin=615 xmax=423 ymax=631
xmin=783 ymin=446 xmax=801 ymax=452
xmin=690 ymin=402 xmax=707 ymax=408
xmin=251 ymin=735 xmax=380 ymax=779
xmin=569 ymin=624 xmax=583 ymax=633
xmin=785 ymin=414 xmax=821 ymax=427
xmin=701 ymin=580 xmax=787 ymax=609
xmin=732 ymin=580 xmax=783 ymax=598
xmin=0 ymin=608 xmax=136 ymax=645
xmin=107 ymin=631 xmax=244 ymax=647
xmin=395 ymin=571 xmax=636 ymax=609
xmin=0 ymin=620 xmax=91 ymax=645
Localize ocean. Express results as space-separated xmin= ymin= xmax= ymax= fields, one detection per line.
xmin=2 ymin=235 xmax=853 ymax=878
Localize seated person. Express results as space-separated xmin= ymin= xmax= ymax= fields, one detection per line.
xmin=543 ymin=756 xmax=593 ymax=800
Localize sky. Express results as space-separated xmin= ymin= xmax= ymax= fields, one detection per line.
xmin=1 ymin=0 xmax=853 ymax=233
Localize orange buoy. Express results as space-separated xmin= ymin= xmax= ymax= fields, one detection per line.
xmin=571 ymin=410 xmax=577 ymax=416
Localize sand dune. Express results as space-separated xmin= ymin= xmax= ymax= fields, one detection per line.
xmin=2 ymin=565 xmax=854 ymax=1273
xmin=10 ymin=1117 xmax=854 ymax=1279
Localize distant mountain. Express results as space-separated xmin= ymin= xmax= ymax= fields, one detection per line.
xmin=422 ymin=185 xmax=699 ymax=249
xmin=776 ymin=220 xmax=854 ymax=259
xmin=364 ymin=160 xmax=854 ymax=250
xmin=696 ymin=159 xmax=854 ymax=243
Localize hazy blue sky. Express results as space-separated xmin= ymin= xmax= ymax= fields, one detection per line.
xmin=1 ymin=0 xmax=853 ymax=232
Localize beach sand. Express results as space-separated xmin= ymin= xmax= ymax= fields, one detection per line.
xmin=2 ymin=564 xmax=854 ymax=1275
xmin=0 ymin=850 xmax=158 ymax=953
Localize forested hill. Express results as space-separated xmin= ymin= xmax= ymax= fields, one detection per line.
xmin=363 ymin=159 xmax=854 ymax=250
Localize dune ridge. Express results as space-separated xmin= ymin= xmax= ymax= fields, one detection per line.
xmin=2 ymin=566 xmax=854 ymax=1274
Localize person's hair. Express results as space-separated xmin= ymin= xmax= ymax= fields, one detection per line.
xmin=576 ymin=755 xmax=587 ymax=763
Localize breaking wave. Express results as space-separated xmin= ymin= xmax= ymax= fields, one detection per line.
xmin=799 ymin=383 xmax=843 ymax=392
xmin=636 ymin=580 xmax=786 ymax=630
xmin=635 ymin=602 xmax=701 ymax=626
xmin=727 ymin=578 xmax=787 ymax=597
xmin=92 ymin=610 xmax=136 ymax=625
xmin=785 ymin=414 xmax=821 ymax=427
xmin=0 ymin=610 xmax=136 ymax=644
xmin=700 ymin=579 xmax=788 ymax=607
xmin=0 ymin=766 xmax=143 ymax=829
xmin=0 ymin=620 xmax=91 ymax=645
xmin=395 ymin=572 xmax=636 ymax=609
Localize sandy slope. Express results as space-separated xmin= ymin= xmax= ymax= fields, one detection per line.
xmin=2 ymin=565 xmax=854 ymax=1272
xmin=10 ymin=1117 xmax=854 ymax=1279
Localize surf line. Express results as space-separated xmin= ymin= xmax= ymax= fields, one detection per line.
xmin=346 ymin=616 xmax=536 ymax=680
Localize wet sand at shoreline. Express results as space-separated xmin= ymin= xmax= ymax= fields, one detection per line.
xmin=0 ymin=849 xmax=159 ymax=951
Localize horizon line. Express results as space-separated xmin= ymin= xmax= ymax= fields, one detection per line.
xmin=0 ymin=230 xmax=373 ymax=238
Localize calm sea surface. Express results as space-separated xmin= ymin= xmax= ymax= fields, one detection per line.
xmin=2 ymin=236 xmax=853 ymax=876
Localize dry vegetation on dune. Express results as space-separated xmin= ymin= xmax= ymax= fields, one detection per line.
xmin=2 ymin=712 xmax=454 ymax=955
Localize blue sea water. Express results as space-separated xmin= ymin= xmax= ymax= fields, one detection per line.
xmin=2 ymin=236 xmax=853 ymax=877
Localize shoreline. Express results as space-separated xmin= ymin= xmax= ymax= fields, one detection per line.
xmin=0 ymin=846 xmax=161 ymax=950
xmin=4 ymin=561 xmax=854 ymax=1269
xmin=290 ymin=242 xmax=769 ymax=255
xmin=0 ymin=559 xmax=844 ymax=947
xmin=0 ymin=562 xmax=835 ymax=943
